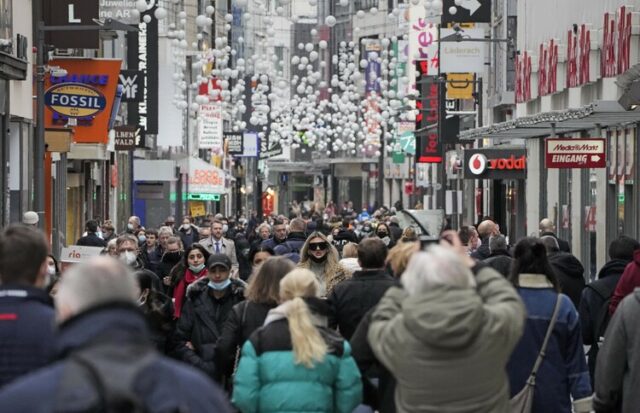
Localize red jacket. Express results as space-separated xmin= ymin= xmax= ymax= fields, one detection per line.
xmin=609 ymin=250 xmax=640 ymax=315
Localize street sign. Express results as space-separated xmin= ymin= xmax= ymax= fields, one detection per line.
xmin=44 ymin=0 xmax=100 ymax=48
xmin=442 ymin=0 xmax=491 ymax=24
xmin=545 ymin=138 xmax=606 ymax=168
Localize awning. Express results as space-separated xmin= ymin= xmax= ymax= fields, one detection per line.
xmin=460 ymin=100 xmax=640 ymax=141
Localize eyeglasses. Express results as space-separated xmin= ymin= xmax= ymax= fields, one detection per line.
xmin=309 ymin=242 xmax=328 ymax=251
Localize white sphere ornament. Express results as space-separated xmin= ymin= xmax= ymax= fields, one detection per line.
xmin=135 ymin=0 xmax=148 ymax=13
xmin=370 ymin=7 xmax=378 ymax=15
xmin=433 ymin=0 xmax=443 ymax=10
xmin=225 ymin=13 xmax=233 ymax=23
xmin=319 ymin=40 xmax=328 ymax=49
xmin=339 ymin=0 xmax=349 ymax=5
xmin=411 ymin=0 xmax=421 ymax=4
xmin=325 ymin=15 xmax=337 ymax=27
xmin=449 ymin=6 xmax=457 ymax=14
xmin=143 ymin=14 xmax=152 ymax=23
xmin=195 ymin=15 xmax=208 ymax=27
xmin=154 ymin=7 xmax=167 ymax=20
xmin=356 ymin=10 xmax=365 ymax=19
xmin=131 ymin=9 xmax=140 ymax=19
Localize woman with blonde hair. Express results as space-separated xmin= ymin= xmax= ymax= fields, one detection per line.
xmin=386 ymin=241 xmax=420 ymax=278
xmin=298 ymin=231 xmax=351 ymax=296
xmin=339 ymin=242 xmax=362 ymax=273
xmin=232 ymin=268 xmax=362 ymax=413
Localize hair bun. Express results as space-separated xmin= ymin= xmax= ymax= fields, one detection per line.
xmin=532 ymin=242 xmax=547 ymax=257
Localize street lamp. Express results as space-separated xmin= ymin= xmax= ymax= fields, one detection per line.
xmin=34 ymin=16 xmax=137 ymax=230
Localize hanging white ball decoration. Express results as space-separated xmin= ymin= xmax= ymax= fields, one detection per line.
xmin=143 ymin=14 xmax=152 ymax=23
xmin=135 ymin=0 xmax=148 ymax=13
xmin=325 ymin=15 xmax=337 ymax=27
xmin=206 ymin=5 xmax=215 ymax=15
xmin=195 ymin=15 xmax=208 ymax=27
xmin=154 ymin=7 xmax=167 ymax=20
xmin=449 ymin=6 xmax=457 ymax=14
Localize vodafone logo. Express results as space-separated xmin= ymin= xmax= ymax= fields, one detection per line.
xmin=469 ymin=154 xmax=488 ymax=175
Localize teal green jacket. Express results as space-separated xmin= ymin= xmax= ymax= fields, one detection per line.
xmin=232 ymin=312 xmax=362 ymax=413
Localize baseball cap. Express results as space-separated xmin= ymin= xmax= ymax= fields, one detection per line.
xmin=22 ymin=211 xmax=39 ymax=225
xmin=206 ymin=254 xmax=231 ymax=271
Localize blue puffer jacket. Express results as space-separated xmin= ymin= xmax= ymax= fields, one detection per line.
xmin=232 ymin=297 xmax=362 ymax=413
xmin=507 ymin=274 xmax=592 ymax=413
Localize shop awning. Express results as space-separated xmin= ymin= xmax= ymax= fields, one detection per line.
xmin=460 ymin=100 xmax=640 ymax=141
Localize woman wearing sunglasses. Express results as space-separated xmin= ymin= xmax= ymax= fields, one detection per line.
xmin=297 ymin=232 xmax=351 ymax=297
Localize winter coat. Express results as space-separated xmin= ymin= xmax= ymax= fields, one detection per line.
xmin=173 ymin=278 xmax=245 ymax=377
xmin=327 ymin=269 xmax=398 ymax=340
xmin=332 ymin=229 xmax=359 ymax=254
xmin=179 ymin=225 xmax=200 ymax=249
xmin=141 ymin=245 xmax=163 ymax=275
xmin=273 ymin=232 xmax=307 ymax=257
xmin=215 ymin=300 xmax=276 ymax=381
xmin=507 ymin=274 xmax=592 ymax=413
xmin=351 ymin=309 xmax=396 ymax=413
xmin=482 ymin=250 xmax=513 ymax=277
xmin=0 ymin=285 xmax=55 ymax=388
xmin=232 ymin=298 xmax=362 ymax=413
xmin=471 ymin=237 xmax=491 ymax=260
xmin=0 ymin=304 xmax=232 ymax=413
xmin=594 ymin=289 xmax=640 ymax=413
xmin=548 ymin=251 xmax=586 ymax=307
xmin=200 ymin=236 xmax=240 ymax=272
xmin=540 ymin=232 xmax=571 ymax=252
xmin=75 ymin=232 xmax=107 ymax=247
xmin=579 ymin=258 xmax=630 ymax=381
xmin=260 ymin=237 xmax=285 ymax=251
xmin=369 ymin=266 xmax=526 ymax=413
xmin=609 ymin=249 xmax=640 ymax=315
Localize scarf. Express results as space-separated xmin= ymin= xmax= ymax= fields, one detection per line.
xmin=173 ymin=267 xmax=208 ymax=318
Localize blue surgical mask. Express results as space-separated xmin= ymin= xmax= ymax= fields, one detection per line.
xmin=189 ymin=263 xmax=205 ymax=273
xmin=138 ymin=235 xmax=147 ymax=243
xmin=208 ymin=279 xmax=231 ymax=291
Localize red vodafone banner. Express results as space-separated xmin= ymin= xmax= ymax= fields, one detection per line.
xmin=546 ymin=138 xmax=606 ymax=168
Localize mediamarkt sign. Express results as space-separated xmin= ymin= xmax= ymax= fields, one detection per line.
xmin=463 ymin=149 xmax=527 ymax=180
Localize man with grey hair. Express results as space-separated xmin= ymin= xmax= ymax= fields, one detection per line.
xmin=541 ymin=234 xmax=585 ymax=307
xmin=483 ymin=234 xmax=513 ymax=277
xmin=369 ymin=243 xmax=525 ymax=413
xmin=0 ymin=256 xmax=232 ymax=412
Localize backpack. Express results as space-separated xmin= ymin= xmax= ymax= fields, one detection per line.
xmin=275 ymin=241 xmax=301 ymax=263
xmin=587 ymin=281 xmax=616 ymax=349
xmin=55 ymin=343 xmax=159 ymax=413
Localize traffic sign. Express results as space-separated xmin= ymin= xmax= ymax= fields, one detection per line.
xmin=545 ymin=138 xmax=606 ymax=169
xmin=442 ymin=0 xmax=491 ymax=24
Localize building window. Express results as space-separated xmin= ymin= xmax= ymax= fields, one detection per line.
xmin=355 ymin=0 xmax=379 ymax=10
xmin=0 ymin=0 xmax=12 ymax=54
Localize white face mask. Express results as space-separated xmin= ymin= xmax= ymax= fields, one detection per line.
xmin=182 ymin=224 xmax=190 ymax=231
xmin=47 ymin=265 xmax=56 ymax=276
xmin=120 ymin=251 xmax=137 ymax=266
xmin=222 ymin=224 xmax=229 ymax=233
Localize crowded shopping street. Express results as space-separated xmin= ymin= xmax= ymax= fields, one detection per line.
xmin=1 ymin=0 xmax=640 ymax=411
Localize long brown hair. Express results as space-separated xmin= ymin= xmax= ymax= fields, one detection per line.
xmin=245 ymin=256 xmax=295 ymax=304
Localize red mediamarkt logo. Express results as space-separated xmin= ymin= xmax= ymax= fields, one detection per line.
xmin=469 ymin=154 xmax=526 ymax=175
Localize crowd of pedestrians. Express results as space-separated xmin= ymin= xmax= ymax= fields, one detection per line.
xmin=1 ymin=206 xmax=639 ymax=412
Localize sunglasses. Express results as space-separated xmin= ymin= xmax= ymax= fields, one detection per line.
xmin=309 ymin=242 xmax=328 ymax=251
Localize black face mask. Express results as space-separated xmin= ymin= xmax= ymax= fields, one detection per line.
xmin=309 ymin=254 xmax=328 ymax=263
xmin=377 ymin=231 xmax=388 ymax=238
xmin=162 ymin=251 xmax=183 ymax=264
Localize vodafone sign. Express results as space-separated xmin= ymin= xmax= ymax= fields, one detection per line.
xmin=464 ymin=149 xmax=527 ymax=179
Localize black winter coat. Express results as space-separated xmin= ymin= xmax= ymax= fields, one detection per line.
xmin=0 ymin=285 xmax=55 ymax=388
xmin=549 ymin=251 xmax=585 ymax=307
xmin=579 ymin=258 xmax=630 ymax=383
xmin=541 ymin=232 xmax=571 ymax=252
xmin=76 ymin=232 xmax=107 ymax=247
xmin=179 ymin=226 xmax=200 ymax=249
xmin=327 ymin=269 xmax=398 ymax=340
xmin=471 ymin=237 xmax=491 ymax=260
xmin=215 ymin=300 xmax=276 ymax=383
xmin=482 ymin=250 xmax=513 ymax=277
xmin=173 ymin=278 xmax=245 ymax=377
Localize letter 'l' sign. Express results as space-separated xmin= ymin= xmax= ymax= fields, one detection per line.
xmin=69 ymin=4 xmax=81 ymax=23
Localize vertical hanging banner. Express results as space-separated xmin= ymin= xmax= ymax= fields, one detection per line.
xmin=198 ymin=103 xmax=224 ymax=153
xmin=126 ymin=7 xmax=158 ymax=147
xmin=415 ymin=62 xmax=444 ymax=164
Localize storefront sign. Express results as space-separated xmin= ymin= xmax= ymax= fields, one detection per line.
xmin=99 ymin=0 xmax=140 ymax=24
xmin=409 ymin=11 xmax=439 ymax=77
xmin=447 ymin=73 xmax=474 ymax=100
xmin=198 ymin=103 xmax=223 ymax=152
xmin=45 ymin=58 xmax=122 ymax=144
xmin=225 ymin=132 xmax=243 ymax=155
xmin=440 ymin=29 xmax=486 ymax=74
xmin=44 ymin=83 xmax=107 ymax=118
xmin=415 ymin=64 xmax=443 ymax=164
xmin=515 ymin=51 xmax=532 ymax=103
xmin=114 ymin=125 xmax=138 ymax=151
xmin=188 ymin=157 xmax=225 ymax=194
xmin=442 ymin=0 xmax=491 ymax=24
xmin=44 ymin=0 xmax=99 ymax=49
xmin=365 ymin=41 xmax=382 ymax=94
xmin=538 ymin=39 xmax=558 ymax=96
xmin=602 ymin=6 xmax=631 ymax=78
xmin=567 ymin=24 xmax=591 ymax=87
xmin=118 ymin=70 xmax=144 ymax=102
xmin=545 ymin=138 xmax=606 ymax=168
xmin=463 ymin=149 xmax=527 ymax=179
xmin=60 ymin=245 xmax=103 ymax=263
xmin=127 ymin=8 xmax=159 ymax=139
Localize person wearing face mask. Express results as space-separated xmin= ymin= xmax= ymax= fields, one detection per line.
xmin=158 ymin=237 xmax=185 ymax=287
xmin=373 ymin=222 xmax=396 ymax=249
xmin=44 ymin=255 xmax=60 ymax=293
xmin=173 ymin=254 xmax=246 ymax=378
xmin=124 ymin=216 xmax=141 ymax=235
xmin=178 ymin=216 xmax=200 ymax=249
xmin=167 ymin=244 xmax=211 ymax=318
xmin=297 ymin=231 xmax=351 ymax=297
xmin=101 ymin=221 xmax=116 ymax=243
xmin=76 ymin=220 xmax=107 ymax=248
xmin=117 ymin=234 xmax=162 ymax=293
xmin=135 ymin=271 xmax=174 ymax=354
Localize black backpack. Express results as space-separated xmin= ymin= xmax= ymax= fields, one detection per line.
xmin=586 ymin=281 xmax=616 ymax=354
xmin=55 ymin=343 xmax=160 ymax=413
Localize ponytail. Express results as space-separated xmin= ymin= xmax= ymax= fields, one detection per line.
xmin=286 ymin=297 xmax=327 ymax=368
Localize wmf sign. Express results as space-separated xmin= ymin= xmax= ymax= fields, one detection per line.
xmin=118 ymin=70 xmax=144 ymax=102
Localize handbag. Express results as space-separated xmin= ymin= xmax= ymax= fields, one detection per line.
xmin=509 ymin=294 xmax=562 ymax=413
